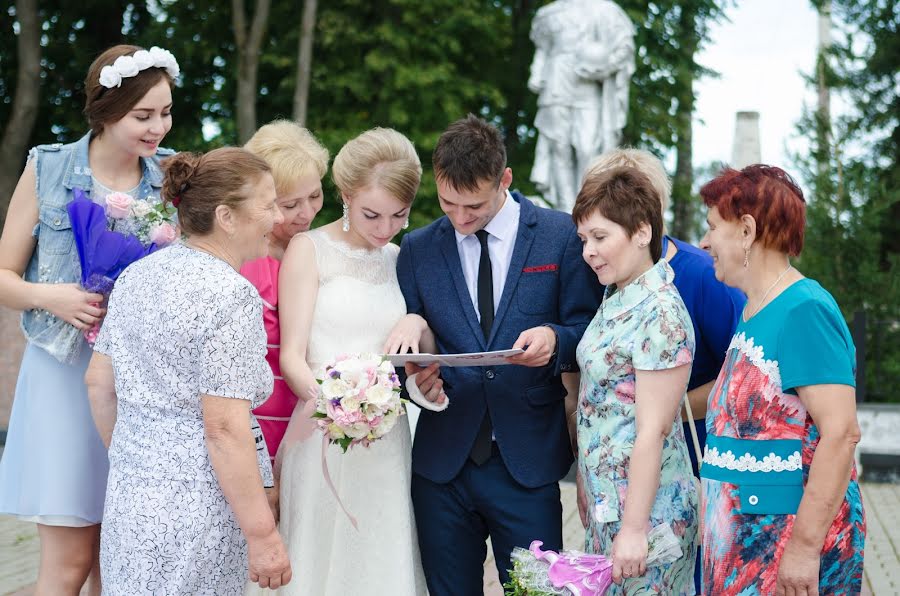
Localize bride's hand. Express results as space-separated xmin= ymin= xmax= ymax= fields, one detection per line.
xmin=383 ymin=314 xmax=429 ymax=354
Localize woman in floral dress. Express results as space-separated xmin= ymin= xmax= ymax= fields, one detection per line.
xmin=698 ymin=165 xmax=865 ymax=595
xmin=573 ymin=166 xmax=698 ymax=594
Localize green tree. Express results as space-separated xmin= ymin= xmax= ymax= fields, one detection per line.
xmin=617 ymin=0 xmax=726 ymax=241
xmin=1 ymin=0 xmax=727 ymax=239
xmin=0 ymin=1 xmax=156 ymax=227
xmin=794 ymin=0 xmax=899 ymax=401
xmin=0 ymin=0 xmax=40 ymax=231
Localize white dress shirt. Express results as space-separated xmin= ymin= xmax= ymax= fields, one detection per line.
xmin=455 ymin=191 xmax=521 ymax=321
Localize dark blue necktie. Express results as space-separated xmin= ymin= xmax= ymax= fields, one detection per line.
xmin=471 ymin=229 xmax=494 ymax=465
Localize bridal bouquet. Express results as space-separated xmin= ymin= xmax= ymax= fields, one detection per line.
xmin=504 ymin=524 xmax=684 ymax=596
xmin=312 ymin=353 xmax=405 ymax=453
xmin=67 ymin=188 xmax=177 ymax=344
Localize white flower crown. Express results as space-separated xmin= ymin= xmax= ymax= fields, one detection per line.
xmin=98 ymin=47 xmax=180 ymax=89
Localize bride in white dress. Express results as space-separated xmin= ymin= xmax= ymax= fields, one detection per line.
xmin=274 ymin=128 xmax=429 ymax=595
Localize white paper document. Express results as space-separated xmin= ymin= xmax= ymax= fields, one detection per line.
xmin=383 ymin=348 xmax=524 ymax=368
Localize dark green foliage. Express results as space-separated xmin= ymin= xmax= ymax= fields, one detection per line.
xmin=2 ymin=0 xmax=727 ymax=235
xmin=794 ymin=1 xmax=899 ymax=401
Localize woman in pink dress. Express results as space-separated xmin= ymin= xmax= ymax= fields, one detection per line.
xmin=239 ymin=121 xmax=330 ymax=506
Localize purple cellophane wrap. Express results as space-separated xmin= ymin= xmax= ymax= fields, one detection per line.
xmin=66 ymin=188 xmax=158 ymax=293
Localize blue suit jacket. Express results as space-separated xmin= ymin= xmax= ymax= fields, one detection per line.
xmin=397 ymin=192 xmax=603 ymax=488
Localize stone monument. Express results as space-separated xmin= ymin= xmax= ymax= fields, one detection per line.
xmin=528 ymin=0 xmax=635 ymax=212
xmin=732 ymin=111 xmax=761 ymax=169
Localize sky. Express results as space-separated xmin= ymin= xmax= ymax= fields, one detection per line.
xmin=693 ymin=0 xmax=821 ymax=172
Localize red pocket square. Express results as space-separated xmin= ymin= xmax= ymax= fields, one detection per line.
xmin=522 ymin=264 xmax=559 ymax=273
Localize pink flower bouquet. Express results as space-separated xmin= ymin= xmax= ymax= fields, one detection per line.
xmin=312 ymin=353 xmax=405 ymax=453
xmin=104 ymin=191 xmax=178 ymax=246
xmin=505 ymin=524 xmax=684 ymax=595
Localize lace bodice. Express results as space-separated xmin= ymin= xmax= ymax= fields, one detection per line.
xmin=305 ymin=229 xmax=407 ymax=372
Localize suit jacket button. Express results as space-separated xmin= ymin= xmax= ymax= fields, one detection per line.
xmin=485 ymin=370 xmax=495 ymax=380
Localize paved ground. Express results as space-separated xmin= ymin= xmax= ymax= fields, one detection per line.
xmin=2 ymin=477 xmax=893 ymax=595
xmin=0 ymin=307 xmax=26 ymax=430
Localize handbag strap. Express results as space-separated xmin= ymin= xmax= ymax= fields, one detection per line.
xmin=683 ymin=396 xmax=703 ymax=470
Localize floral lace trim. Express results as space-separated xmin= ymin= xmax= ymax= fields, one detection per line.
xmin=728 ymin=332 xmax=783 ymax=387
xmin=703 ymin=446 xmax=801 ymax=473
xmin=308 ymin=228 xmax=393 ymax=262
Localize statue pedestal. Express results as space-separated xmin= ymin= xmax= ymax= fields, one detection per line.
xmin=856 ymin=403 xmax=900 ymax=483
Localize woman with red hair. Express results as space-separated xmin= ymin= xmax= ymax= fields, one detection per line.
xmin=698 ymin=165 xmax=865 ymax=595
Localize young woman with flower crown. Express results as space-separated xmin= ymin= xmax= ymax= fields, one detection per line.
xmin=0 ymin=44 xmax=178 ymax=595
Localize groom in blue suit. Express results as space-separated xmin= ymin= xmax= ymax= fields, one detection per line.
xmin=398 ymin=115 xmax=603 ymax=594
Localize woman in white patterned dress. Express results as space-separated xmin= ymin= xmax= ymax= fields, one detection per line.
xmin=84 ymin=147 xmax=292 ymax=594
xmin=276 ymin=128 xmax=429 ymax=595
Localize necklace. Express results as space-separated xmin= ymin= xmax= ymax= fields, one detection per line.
xmin=745 ymin=264 xmax=793 ymax=319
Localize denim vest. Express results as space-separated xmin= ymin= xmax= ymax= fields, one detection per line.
xmin=21 ymin=132 xmax=175 ymax=364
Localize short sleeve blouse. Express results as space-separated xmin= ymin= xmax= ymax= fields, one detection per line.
xmin=95 ymin=243 xmax=273 ymax=483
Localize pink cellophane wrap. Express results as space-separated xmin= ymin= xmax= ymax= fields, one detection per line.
xmin=510 ymin=524 xmax=683 ymax=595
xmin=529 ymin=541 xmax=613 ymax=595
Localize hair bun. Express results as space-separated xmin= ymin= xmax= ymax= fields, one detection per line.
xmin=161 ymin=153 xmax=200 ymax=207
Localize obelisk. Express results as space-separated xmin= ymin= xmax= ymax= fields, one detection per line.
xmin=732 ymin=111 xmax=761 ymax=168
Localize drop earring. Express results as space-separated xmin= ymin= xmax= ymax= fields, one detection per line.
xmin=342 ymin=202 xmax=350 ymax=232
xmin=743 ymin=247 xmax=750 ymax=268
xmin=402 ymin=219 xmax=409 ymax=230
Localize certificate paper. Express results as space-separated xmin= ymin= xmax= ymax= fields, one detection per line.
xmin=383 ymin=348 xmax=524 ymax=368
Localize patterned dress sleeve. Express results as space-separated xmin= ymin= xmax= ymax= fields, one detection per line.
xmin=200 ymin=285 xmax=275 ymax=486
xmin=631 ymin=297 xmax=695 ymax=371
xmin=778 ymin=297 xmax=856 ymax=392
xmin=199 ymin=286 xmax=271 ymax=400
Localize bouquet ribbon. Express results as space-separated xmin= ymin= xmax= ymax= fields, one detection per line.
xmin=276 ymin=394 xmax=359 ymax=531
xmin=320 ymin=434 xmax=359 ymax=531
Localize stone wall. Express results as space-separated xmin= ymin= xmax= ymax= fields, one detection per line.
xmin=857 ymin=403 xmax=900 ymax=482
xmin=0 ymin=307 xmax=25 ymax=431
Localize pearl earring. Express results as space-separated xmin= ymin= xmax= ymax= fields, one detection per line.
xmin=342 ymin=202 xmax=350 ymax=232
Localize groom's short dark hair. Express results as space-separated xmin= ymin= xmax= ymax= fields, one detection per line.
xmin=433 ymin=114 xmax=506 ymax=193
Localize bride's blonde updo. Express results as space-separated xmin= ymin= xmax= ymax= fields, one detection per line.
xmin=332 ymin=128 xmax=422 ymax=205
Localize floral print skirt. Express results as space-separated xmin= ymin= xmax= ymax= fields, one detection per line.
xmin=100 ymin=470 xmax=249 ymax=595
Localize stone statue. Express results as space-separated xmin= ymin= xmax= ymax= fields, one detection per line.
xmin=528 ymin=0 xmax=635 ymax=212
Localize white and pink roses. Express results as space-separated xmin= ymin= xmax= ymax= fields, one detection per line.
xmin=105 ymin=192 xmax=178 ymax=247
xmin=312 ymin=354 xmax=405 ymax=452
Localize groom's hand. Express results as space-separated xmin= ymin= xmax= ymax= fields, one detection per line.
xmin=507 ymin=325 xmax=557 ymax=367
xmin=405 ymin=362 xmax=447 ymax=405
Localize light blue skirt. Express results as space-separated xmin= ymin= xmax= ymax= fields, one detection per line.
xmin=0 ymin=342 xmax=109 ymax=525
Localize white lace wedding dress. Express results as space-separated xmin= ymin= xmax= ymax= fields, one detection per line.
xmin=275 ymin=228 xmax=426 ymax=595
